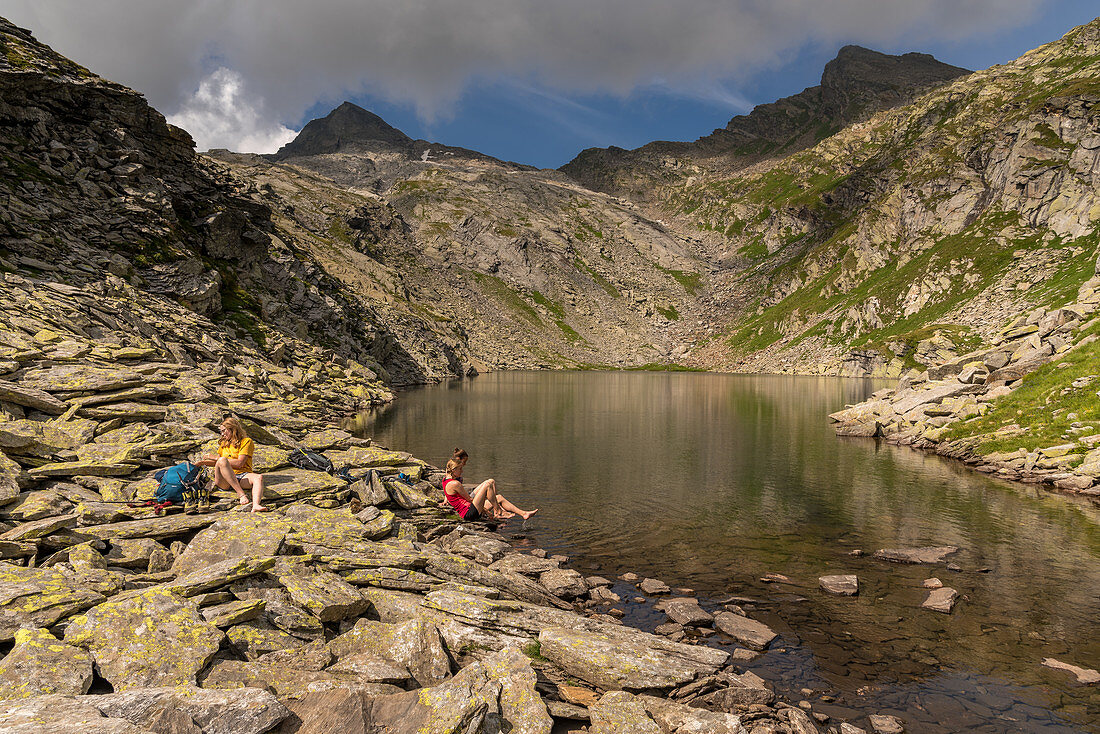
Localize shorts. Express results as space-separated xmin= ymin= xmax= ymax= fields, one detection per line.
xmin=236 ymin=472 xmax=251 ymax=481
xmin=463 ymin=505 xmax=481 ymax=522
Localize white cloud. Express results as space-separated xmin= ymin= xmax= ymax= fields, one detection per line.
xmin=167 ymin=67 xmax=297 ymax=153
xmin=0 ymin=0 xmax=1044 ymax=145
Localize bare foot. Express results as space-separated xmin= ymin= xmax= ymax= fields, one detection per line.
xmin=238 ymin=496 xmax=250 ymax=506
xmin=251 ymin=504 xmax=269 ymax=513
xmin=520 ymin=509 xmax=538 ymax=520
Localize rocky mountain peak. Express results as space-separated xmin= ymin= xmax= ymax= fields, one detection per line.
xmin=272 ymin=101 xmax=412 ymax=160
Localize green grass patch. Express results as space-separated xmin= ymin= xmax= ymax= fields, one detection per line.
xmin=522 ymin=642 xmax=548 ymax=662
xmin=468 ymin=271 xmax=541 ymax=327
xmin=573 ymin=258 xmax=620 ymax=297
xmin=657 ymin=304 xmax=680 ymax=320
xmin=656 ymin=266 xmax=703 ymax=295
xmin=531 ymin=290 xmax=566 ymax=319
xmin=555 ymin=320 xmax=584 ymax=342
xmin=940 ymin=322 xmax=1100 ymax=454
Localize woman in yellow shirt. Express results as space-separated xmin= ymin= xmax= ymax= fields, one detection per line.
xmin=197 ymin=416 xmax=267 ymax=512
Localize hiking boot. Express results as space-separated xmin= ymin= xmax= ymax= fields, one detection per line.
xmin=181 ymin=487 xmax=197 ymax=514
xmin=197 ymin=484 xmax=211 ymax=513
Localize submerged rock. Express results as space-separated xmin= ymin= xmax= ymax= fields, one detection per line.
xmin=819 ymin=574 xmax=859 ymax=595
xmin=712 ymin=610 xmax=778 ymax=650
xmin=873 ymin=546 xmax=959 ymax=564
xmin=921 ymin=587 xmax=958 ymax=613
xmin=1041 ymin=657 xmax=1100 ymax=684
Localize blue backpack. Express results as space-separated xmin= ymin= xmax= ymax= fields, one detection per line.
xmin=153 ymin=461 xmax=205 ymax=503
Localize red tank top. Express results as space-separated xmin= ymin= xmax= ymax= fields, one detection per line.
xmin=443 ymin=477 xmax=472 ymax=517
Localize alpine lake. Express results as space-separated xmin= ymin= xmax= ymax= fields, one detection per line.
xmin=347 ymin=371 xmax=1100 ymax=733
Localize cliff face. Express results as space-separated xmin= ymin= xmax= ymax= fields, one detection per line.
xmin=559 ymin=46 xmax=969 ymax=201
xmin=666 ymin=18 xmax=1100 ymax=378
xmin=0 ymin=18 xmax=478 ymax=388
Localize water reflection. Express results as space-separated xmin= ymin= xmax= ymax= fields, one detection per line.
xmin=349 ymin=372 xmax=1100 ymax=731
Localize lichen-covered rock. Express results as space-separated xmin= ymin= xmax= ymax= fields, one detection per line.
xmin=0 ymin=694 xmax=148 ymax=733
xmin=226 ymin=619 xmax=306 ymax=660
xmin=327 ymin=651 xmax=411 ymax=684
xmin=63 ymin=587 xmax=224 ymax=689
xmin=202 ymin=598 xmax=266 ymax=627
xmin=0 ymin=561 xmax=105 ymax=640
xmin=0 ymin=378 xmax=68 ymax=414
xmin=22 ymin=364 xmax=144 ymax=393
xmin=589 ymin=691 xmax=661 ymax=734
xmin=284 ymin=503 xmax=379 ymax=551
xmin=262 ymin=468 xmax=346 ymax=502
xmin=91 ymin=685 xmax=289 ymax=734
xmin=103 ymin=538 xmax=166 ymax=570
xmin=255 ymin=638 xmax=332 ymax=671
xmin=638 ymin=692 xmax=744 ymax=731
xmin=329 ymin=617 xmax=451 ymax=687
xmin=277 ymin=568 xmax=369 ymax=622
xmin=172 ymin=514 xmax=290 ymax=576
xmin=79 ymin=512 xmax=217 ymax=541
xmin=343 ymin=566 xmax=438 ymax=592
xmin=538 ymin=625 xmax=729 ymax=691
xmin=0 ymin=453 xmax=25 ymax=505
xmin=201 ymin=659 xmax=393 ymax=699
xmin=165 ymin=555 xmax=277 ymax=597
xmin=489 ymin=553 xmax=560 ymax=576
xmin=361 ymin=647 xmax=552 ymax=734
xmin=0 ymin=627 xmax=94 ymax=698
xmin=538 ymin=568 xmax=588 ymax=599
xmin=660 ymin=597 xmax=713 ymax=626
xmin=383 ymin=477 xmax=434 ymax=509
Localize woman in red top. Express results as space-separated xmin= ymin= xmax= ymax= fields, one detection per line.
xmin=442 ymin=448 xmax=537 ymax=522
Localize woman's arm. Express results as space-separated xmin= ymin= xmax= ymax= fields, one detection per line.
xmin=226 ymin=455 xmax=250 ymax=471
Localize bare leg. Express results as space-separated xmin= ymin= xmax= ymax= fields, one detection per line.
xmin=471 ymin=479 xmax=504 ymax=516
xmin=240 ymin=474 xmax=267 ymax=512
xmin=496 ymin=494 xmax=537 ymax=521
xmin=213 ymin=457 xmax=248 ymax=504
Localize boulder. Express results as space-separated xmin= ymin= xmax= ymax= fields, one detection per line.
xmin=0 ymin=512 xmax=79 ymax=541
xmin=29 ymin=461 xmax=137 ymax=479
xmin=343 ymin=566 xmax=438 ymax=592
xmin=637 ymin=693 xmax=743 ymax=733
xmin=165 ymin=555 xmax=277 ymax=596
xmin=329 ymin=617 xmax=451 ymax=687
xmin=200 ymin=659 xmax=388 ymax=699
xmin=589 ymin=691 xmax=661 ymax=734
xmin=64 ymin=587 xmax=224 ymax=689
xmin=255 ymin=639 xmax=332 ymax=670
xmin=79 ymin=512 xmax=217 ymax=541
xmin=262 ymin=468 xmax=345 ymax=503
xmin=1041 ymin=657 xmax=1100 ymax=684
xmin=91 ymin=685 xmax=289 ymax=734
xmin=489 ymin=553 xmax=560 ymax=576
xmin=872 ymin=546 xmax=958 ymax=564
xmin=446 ymin=531 xmax=512 ymax=565
xmin=22 ymin=364 xmax=143 ymax=393
xmin=284 ymin=504 xmax=379 ymax=551
xmin=277 ymin=568 xmax=369 ymax=622
xmin=0 ymin=453 xmax=23 ymax=505
xmin=869 ymin=714 xmax=906 ymax=733
xmin=819 ymin=574 xmax=859 ymax=595
xmin=349 ymin=471 xmax=389 ymax=506
xmin=538 ymin=625 xmax=728 ymax=690
xmin=327 ymin=651 xmax=410 ymax=684
xmin=0 ymin=379 xmax=68 ymax=414
xmin=226 ymin=620 xmax=306 ymax=659
xmin=103 ymin=538 xmax=166 ymax=570
xmin=0 ymin=627 xmax=94 ymax=698
xmin=538 ymin=568 xmax=588 ymax=599
xmin=639 ymin=577 xmax=671 ymax=594
xmin=202 ymin=598 xmax=266 ymax=627
xmin=363 ymin=647 xmax=552 ymax=734
xmin=424 ymin=551 xmax=571 ymax=609
xmin=660 ymin=597 xmax=713 ymax=626
xmin=0 ymin=561 xmax=105 ymax=640
xmin=712 ymin=611 xmax=778 ymax=650
xmin=921 ymin=587 xmax=958 ymax=613
xmin=0 ymin=695 xmax=149 ymax=733
xmin=172 ymin=514 xmax=290 ymax=576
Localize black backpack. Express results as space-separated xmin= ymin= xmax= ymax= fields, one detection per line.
xmin=289 ymin=449 xmax=334 ymax=473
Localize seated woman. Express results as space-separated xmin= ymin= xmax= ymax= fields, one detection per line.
xmin=197 ymin=416 xmax=267 ymax=512
xmin=441 ymin=448 xmax=536 ymax=522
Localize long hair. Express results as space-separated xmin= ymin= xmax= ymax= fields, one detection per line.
xmin=219 ymin=416 xmax=248 ymax=449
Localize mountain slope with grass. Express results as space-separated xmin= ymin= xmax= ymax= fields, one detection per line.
xmin=659 ymin=17 xmax=1100 ymax=380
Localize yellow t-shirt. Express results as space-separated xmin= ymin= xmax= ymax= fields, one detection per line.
xmin=218 ymin=437 xmax=254 ymax=473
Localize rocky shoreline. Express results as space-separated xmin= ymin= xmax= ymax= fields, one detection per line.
xmin=829 ymin=261 xmax=1100 ymax=501
xmin=0 ymin=278 xmax=913 ymax=734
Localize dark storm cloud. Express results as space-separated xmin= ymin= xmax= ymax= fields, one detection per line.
xmin=0 ymin=0 xmax=1040 ymax=151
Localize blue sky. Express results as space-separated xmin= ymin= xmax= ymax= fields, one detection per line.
xmin=3 ymin=1 xmax=1097 ymax=169
xmin=320 ymin=1 xmax=1099 ymax=169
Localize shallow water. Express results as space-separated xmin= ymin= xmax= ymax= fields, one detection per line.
xmin=348 ymin=371 xmax=1100 ymax=732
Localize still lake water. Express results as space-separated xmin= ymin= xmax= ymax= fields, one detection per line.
xmin=349 ymin=371 xmax=1100 ymax=732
